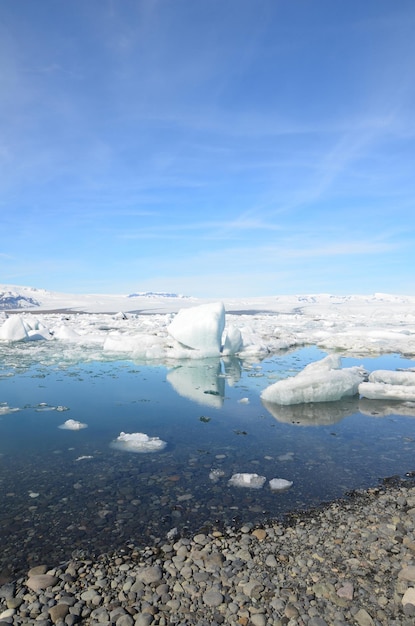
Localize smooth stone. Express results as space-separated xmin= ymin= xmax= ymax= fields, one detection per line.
xmin=136 ymin=566 xmax=162 ymax=585
xmin=202 ymin=588 xmax=223 ymax=607
xmin=49 ymin=603 xmax=70 ymax=623
xmin=250 ymin=614 xmax=266 ymax=626
xmin=252 ymin=529 xmax=267 ymax=541
xmin=115 ymin=615 xmax=134 ymax=626
xmin=399 ymin=566 xmax=415 ymax=582
xmin=0 ymin=609 xmax=15 ymax=619
xmin=28 ymin=565 xmax=48 ymax=577
xmin=402 ymin=587 xmax=415 ymax=606
xmin=26 ymin=575 xmax=58 ymax=591
xmin=134 ymin=615 xmax=154 ymax=626
xmin=354 ymin=608 xmax=375 ymax=626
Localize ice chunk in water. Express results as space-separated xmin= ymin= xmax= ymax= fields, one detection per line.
xmin=59 ymin=419 xmax=88 ymax=430
xmin=359 ymin=369 xmax=415 ymax=402
xmin=269 ymin=478 xmax=293 ymax=491
xmin=168 ymin=302 xmax=225 ymax=355
xmin=111 ymin=432 xmax=167 ymax=453
xmin=0 ymin=316 xmax=28 ymax=342
xmin=228 ymin=473 xmax=266 ymax=489
xmin=261 ymin=355 xmax=366 ymax=405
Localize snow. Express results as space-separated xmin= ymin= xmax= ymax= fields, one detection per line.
xmin=261 ymin=355 xmax=367 ymax=406
xmin=110 ymin=432 xmax=167 ymax=453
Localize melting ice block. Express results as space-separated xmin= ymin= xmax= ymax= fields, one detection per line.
xmin=228 ymin=473 xmax=266 ymax=489
xmin=269 ymin=478 xmax=293 ymax=491
xmin=59 ymin=419 xmax=88 ymax=430
xmin=359 ymin=369 xmax=415 ymax=402
xmin=167 ymin=302 xmax=225 ymax=356
xmin=261 ymin=354 xmax=366 ymax=406
xmin=0 ymin=316 xmax=28 ymax=342
xmin=111 ymin=432 xmax=167 ymax=453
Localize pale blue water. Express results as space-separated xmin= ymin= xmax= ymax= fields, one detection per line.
xmin=1 ymin=347 xmax=414 ymax=577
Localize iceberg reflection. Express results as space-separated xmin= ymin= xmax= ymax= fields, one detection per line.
xmin=261 ymin=397 xmax=360 ymax=426
xmin=167 ymin=359 xmax=225 ymax=408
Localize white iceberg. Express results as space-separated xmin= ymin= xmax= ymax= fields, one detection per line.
xmin=167 ymin=302 xmax=225 ymax=356
xmin=261 ymin=354 xmax=366 ymax=406
xmin=0 ymin=316 xmax=29 ymax=342
xmin=269 ymin=478 xmax=293 ymax=491
xmin=359 ymin=369 xmax=415 ymax=402
xmin=59 ymin=419 xmax=88 ymax=430
xmin=0 ymin=403 xmax=20 ymax=415
xmin=110 ymin=431 xmax=167 ymax=453
xmin=228 ymin=473 xmax=266 ymax=489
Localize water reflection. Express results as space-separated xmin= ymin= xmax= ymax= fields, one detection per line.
xmin=261 ymin=397 xmax=360 ymax=426
xmin=359 ymin=398 xmax=415 ymax=418
xmin=167 ymin=359 xmax=225 ymax=407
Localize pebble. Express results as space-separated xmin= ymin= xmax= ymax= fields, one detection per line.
xmin=1 ymin=483 xmax=415 ymax=625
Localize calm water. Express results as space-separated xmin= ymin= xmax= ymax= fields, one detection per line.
xmin=1 ymin=347 xmax=415 ymax=577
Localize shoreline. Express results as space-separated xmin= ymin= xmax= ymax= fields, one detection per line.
xmin=2 ymin=479 xmax=415 ymax=625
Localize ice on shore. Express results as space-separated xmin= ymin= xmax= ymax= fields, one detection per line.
xmin=167 ymin=302 xmax=225 ymax=355
xmin=359 ymin=369 xmax=415 ymax=402
xmin=59 ymin=419 xmax=87 ymax=430
xmin=261 ymin=354 xmax=366 ymax=406
xmin=110 ymin=432 xmax=167 ymax=453
xmin=228 ymin=473 xmax=266 ymax=489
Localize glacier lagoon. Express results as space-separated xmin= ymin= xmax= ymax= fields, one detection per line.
xmin=1 ymin=346 xmax=415 ymax=578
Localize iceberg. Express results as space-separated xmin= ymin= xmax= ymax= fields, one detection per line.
xmin=269 ymin=478 xmax=293 ymax=491
xmin=0 ymin=316 xmax=28 ymax=342
xmin=110 ymin=432 xmax=167 ymax=453
xmin=261 ymin=354 xmax=366 ymax=406
xmin=167 ymin=302 xmax=225 ymax=356
xmin=228 ymin=473 xmax=266 ymax=489
xmin=59 ymin=419 xmax=88 ymax=430
xmin=359 ymin=369 xmax=415 ymax=402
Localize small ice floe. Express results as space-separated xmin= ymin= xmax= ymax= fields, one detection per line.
xmin=278 ymin=452 xmax=295 ymax=462
xmin=261 ymin=354 xmax=366 ymax=406
xmin=238 ymin=397 xmax=250 ymax=404
xmin=28 ymin=491 xmax=40 ymax=498
xmin=35 ymin=403 xmax=57 ymax=412
xmin=75 ymin=455 xmax=94 ymax=461
xmin=56 ymin=405 xmax=69 ymax=412
xmin=359 ymin=370 xmax=415 ymax=402
xmin=111 ymin=432 xmax=167 ymax=453
xmin=59 ymin=419 xmax=87 ymax=430
xmin=0 ymin=403 xmax=19 ymax=415
xmin=228 ymin=473 xmax=266 ymax=489
xmin=209 ymin=469 xmax=225 ymax=482
xmin=269 ymin=478 xmax=293 ymax=491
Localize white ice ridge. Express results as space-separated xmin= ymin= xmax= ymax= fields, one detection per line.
xmin=228 ymin=473 xmax=267 ymax=489
xmin=359 ymin=369 xmax=415 ymax=402
xmin=58 ymin=419 xmax=88 ymax=430
xmin=110 ymin=432 xmax=167 ymax=453
xmin=261 ymin=354 xmax=366 ymax=406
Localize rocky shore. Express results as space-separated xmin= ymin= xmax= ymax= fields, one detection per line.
xmin=1 ymin=481 xmax=415 ymax=626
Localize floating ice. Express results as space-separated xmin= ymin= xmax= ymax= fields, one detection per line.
xmin=269 ymin=478 xmax=293 ymax=491
xmin=228 ymin=473 xmax=266 ymax=489
xmin=59 ymin=419 xmax=88 ymax=430
xmin=261 ymin=355 xmax=366 ymax=406
xmin=0 ymin=316 xmax=28 ymax=342
xmin=209 ymin=469 xmax=225 ymax=482
xmin=359 ymin=369 xmax=415 ymax=402
xmin=0 ymin=403 xmax=19 ymax=415
xmin=111 ymin=431 xmax=167 ymax=453
xmin=75 ymin=455 xmax=94 ymax=461
xmin=167 ymin=302 xmax=225 ymax=355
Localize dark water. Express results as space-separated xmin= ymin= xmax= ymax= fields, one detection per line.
xmin=1 ymin=347 xmax=414 ymax=578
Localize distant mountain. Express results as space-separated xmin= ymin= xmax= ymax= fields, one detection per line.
xmin=0 ymin=289 xmax=40 ymax=310
xmin=127 ymin=292 xmax=188 ymax=299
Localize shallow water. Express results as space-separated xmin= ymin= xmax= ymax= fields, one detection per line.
xmin=1 ymin=346 xmax=415 ymax=577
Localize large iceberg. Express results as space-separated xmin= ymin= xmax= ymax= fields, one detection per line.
xmin=359 ymin=369 xmax=415 ymax=402
xmin=261 ymin=354 xmax=366 ymax=406
xmin=167 ymin=302 xmax=225 ymax=356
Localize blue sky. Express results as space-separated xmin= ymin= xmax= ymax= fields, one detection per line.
xmin=1 ymin=0 xmax=414 ymax=297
